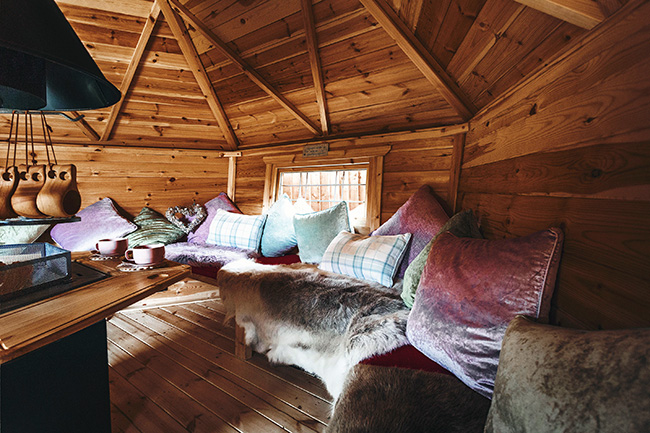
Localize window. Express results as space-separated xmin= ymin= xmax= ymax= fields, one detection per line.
xmin=279 ymin=168 xmax=368 ymax=228
xmin=263 ymin=146 xmax=390 ymax=232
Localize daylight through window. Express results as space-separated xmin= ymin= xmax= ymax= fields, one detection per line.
xmin=278 ymin=169 xmax=368 ymax=227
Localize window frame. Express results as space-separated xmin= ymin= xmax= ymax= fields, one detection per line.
xmin=262 ymin=146 xmax=390 ymax=232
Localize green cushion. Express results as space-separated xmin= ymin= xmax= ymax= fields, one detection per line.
xmin=401 ymin=210 xmax=482 ymax=308
xmin=293 ymin=201 xmax=350 ymax=264
xmin=126 ymin=207 xmax=186 ymax=247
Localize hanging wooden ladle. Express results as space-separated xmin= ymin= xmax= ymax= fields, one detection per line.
xmin=37 ymin=164 xmax=81 ymax=217
xmin=35 ymin=112 xmax=81 ymax=217
xmin=10 ymin=112 xmax=47 ymax=218
xmin=12 ymin=165 xmax=46 ymax=218
xmin=0 ymin=112 xmax=19 ymax=219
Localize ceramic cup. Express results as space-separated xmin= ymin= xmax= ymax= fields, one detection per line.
xmin=125 ymin=244 xmax=165 ymax=265
xmin=95 ymin=238 xmax=128 ymax=256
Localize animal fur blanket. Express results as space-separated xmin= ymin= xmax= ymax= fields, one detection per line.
xmin=164 ymin=242 xmax=257 ymax=268
xmin=217 ymin=260 xmax=409 ymax=399
xmin=326 ymin=364 xmax=490 ymax=433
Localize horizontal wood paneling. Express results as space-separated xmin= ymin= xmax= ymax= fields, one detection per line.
xmin=20 ymin=144 xmax=230 ymax=217
xmin=459 ymin=0 xmax=650 ymax=330
xmin=460 ymin=141 xmax=650 ymax=201
xmin=234 ymin=129 xmax=458 ymax=220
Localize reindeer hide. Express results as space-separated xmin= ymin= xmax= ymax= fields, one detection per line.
xmin=217 ymin=260 xmax=409 ymax=399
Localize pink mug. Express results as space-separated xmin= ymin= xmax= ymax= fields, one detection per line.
xmin=95 ymin=238 xmax=128 ymax=256
xmin=125 ymin=244 xmax=165 ymax=265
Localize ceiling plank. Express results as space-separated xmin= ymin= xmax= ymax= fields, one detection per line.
xmin=359 ymin=0 xmax=476 ymax=121
xmin=512 ymin=0 xmax=606 ymax=29
xmin=70 ymin=111 xmax=100 ymax=141
xmin=167 ymin=0 xmax=322 ymax=136
xmin=101 ymin=2 xmax=161 ymax=142
xmin=301 ymin=0 xmax=330 ymax=136
xmin=157 ymin=0 xmax=239 ymax=150
xmin=447 ymin=0 xmax=525 ymax=84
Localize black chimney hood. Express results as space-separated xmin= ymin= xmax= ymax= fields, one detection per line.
xmin=0 ymin=0 xmax=121 ymax=111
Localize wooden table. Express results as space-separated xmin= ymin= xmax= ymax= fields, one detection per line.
xmin=0 ymin=253 xmax=190 ymax=433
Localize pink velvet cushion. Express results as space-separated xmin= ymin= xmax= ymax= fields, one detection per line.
xmin=406 ymin=229 xmax=564 ymax=399
xmin=372 ymin=185 xmax=449 ymax=278
xmin=187 ymin=192 xmax=241 ymax=244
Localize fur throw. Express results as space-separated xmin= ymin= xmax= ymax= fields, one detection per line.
xmin=164 ymin=242 xmax=257 ymax=268
xmin=217 ymin=260 xmax=409 ymax=399
xmin=326 ymin=364 xmax=490 ymax=433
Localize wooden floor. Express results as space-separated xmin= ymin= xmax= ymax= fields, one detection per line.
xmin=107 ymin=289 xmax=333 ymax=433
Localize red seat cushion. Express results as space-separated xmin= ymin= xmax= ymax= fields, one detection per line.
xmin=190 ymin=266 xmax=219 ymax=280
xmin=255 ymin=254 xmax=301 ymax=265
xmin=360 ymin=344 xmax=453 ymax=376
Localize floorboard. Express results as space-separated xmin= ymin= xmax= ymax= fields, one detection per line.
xmin=108 ymin=297 xmax=332 ymax=433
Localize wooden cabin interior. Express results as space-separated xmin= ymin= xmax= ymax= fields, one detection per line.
xmin=0 ymin=0 xmax=649 ymax=431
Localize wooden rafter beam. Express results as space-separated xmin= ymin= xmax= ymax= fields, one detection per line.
xmin=167 ymin=0 xmax=321 ymax=136
xmin=359 ymin=0 xmax=476 ymax=121
xmin=447 ymin=1 xmax=525 ymax=84
xmin=301 ymin=0 xmax=330 ymax=136
xmin=513 ymin=0 xmax=605 ymax=29
xmin=69 ymin=111 xmax=99 ymax=141
xmin=100 ymin=2 xmax=161 ymax=141
xmin=157 ymin=0 xmax=239 ymax=150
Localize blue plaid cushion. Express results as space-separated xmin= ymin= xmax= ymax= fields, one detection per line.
xmin=320 ymin=231 xmax=412 ymax=287
xmin=206 ymin=209 xmax=267 ymax=252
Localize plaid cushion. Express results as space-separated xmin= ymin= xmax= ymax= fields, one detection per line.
xmin=320 ymin=231 xmax=412 ymax=287
xmin=206 ymin=209 xmax=267 ymax=252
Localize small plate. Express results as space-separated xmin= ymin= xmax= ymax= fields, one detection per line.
xmin=117 ymin=259 xmax=166 ymax=272
xmin=90 ymin=251 xmax=124 ymax=261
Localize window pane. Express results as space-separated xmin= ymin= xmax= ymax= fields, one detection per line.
xmin=279 ymin=168 xmax=368 ymax=218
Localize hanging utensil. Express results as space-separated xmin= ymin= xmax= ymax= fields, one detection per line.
xmin=11 ymin=112 xmax=46 ymax=218
xmin=36 ymin=112 xmax=81 ymax=217
xmin=0 ymin=112 xmax=19 ymax=218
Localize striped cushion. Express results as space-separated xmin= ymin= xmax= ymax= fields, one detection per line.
xmin=126 ymin=207 xmax=186 ymax=247
xmin=206 ymin=209 xmax=267 ymax=252
xmin=320 ymin=231 xmax=411 ymax=287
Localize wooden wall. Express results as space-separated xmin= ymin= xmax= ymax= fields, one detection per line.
xmin=458 ymin=0 xmax=650 ymax=331
xmin=24 ymin=144 xmax=230 ymax=218
xmin=3 ymin=1 xmax=644 ymax=336
xmin=232 ymin=126 xmax=464 ymax=219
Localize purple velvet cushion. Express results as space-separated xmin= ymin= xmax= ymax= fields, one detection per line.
xmin=372 ymin=185 xmax=449 ymax=278
xmin=406 ymin=229 xmax=564 ymax=399
xmin=187 ymin=193 xmax=241 ymax=244
xmin=50 ymin=197 xmax=137 ymax=251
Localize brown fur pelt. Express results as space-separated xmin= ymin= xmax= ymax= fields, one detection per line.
xmin=217 ymin=260 xmax=409 ymax=399
xmin=326 ymin=364 xmax=491 ymax=433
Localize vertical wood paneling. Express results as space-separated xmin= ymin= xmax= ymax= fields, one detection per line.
xmin=459 ymin=0 xmax=650 ymax=330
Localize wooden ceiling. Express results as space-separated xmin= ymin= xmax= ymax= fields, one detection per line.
xmin=1 ymin=0 xmax=625 ymax=150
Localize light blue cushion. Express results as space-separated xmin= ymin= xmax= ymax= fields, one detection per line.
xmin=293 ymin=201 xmax=350 ymax=263
xmin=260 ymin=194 xmax=298 ymax=257
xmin=320 ymin=231 xmax=412 ymax=286
xmin=206 ymin=209 xmax=267 ymax=252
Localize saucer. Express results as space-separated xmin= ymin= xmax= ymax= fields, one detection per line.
xmin=117 ymin=259 xmax=166 ymax=272
xmin=90 ymin=251 xmax=124 ymax=261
